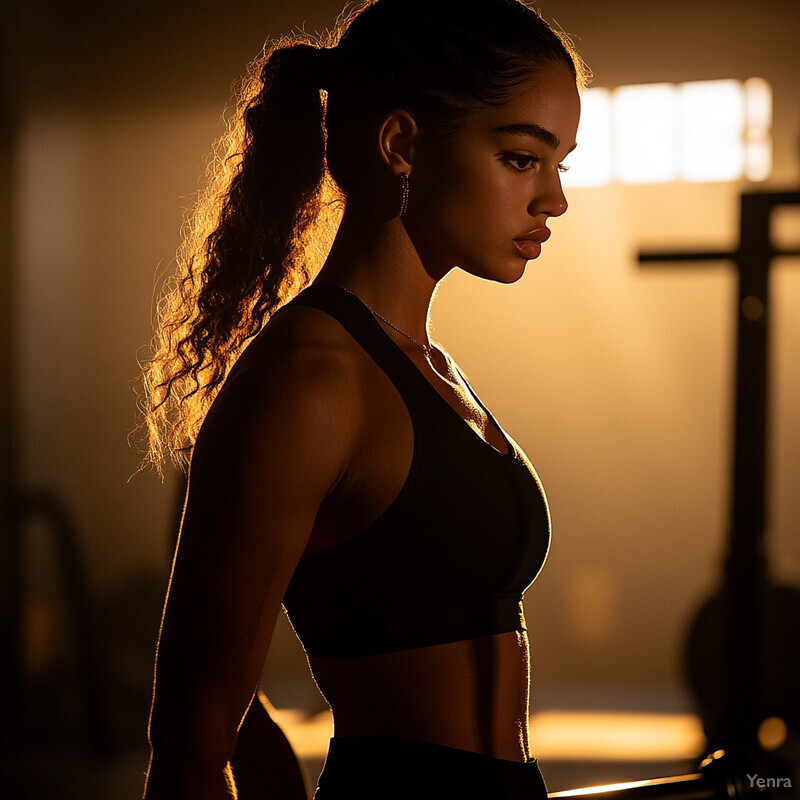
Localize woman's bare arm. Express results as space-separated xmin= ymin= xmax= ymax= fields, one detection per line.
xmin=143 ymin=338 xmax=358 ymax=800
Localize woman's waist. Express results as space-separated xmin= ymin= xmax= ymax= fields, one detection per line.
xmin=309 ymin=630 xmax=532 ymax=761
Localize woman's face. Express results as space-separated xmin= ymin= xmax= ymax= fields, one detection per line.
xmin=404 ymin=65 xmax=580 ymax=284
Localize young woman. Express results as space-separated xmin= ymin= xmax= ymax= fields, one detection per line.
xmin=141 ymin=1 xmax=587 ymax=797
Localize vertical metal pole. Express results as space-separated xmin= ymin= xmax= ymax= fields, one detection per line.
xmin=723 ymin=193 xmax=772 ymax=748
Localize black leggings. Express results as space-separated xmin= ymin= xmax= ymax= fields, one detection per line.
xmin=313 ymin=736 xmax=549 ymax=799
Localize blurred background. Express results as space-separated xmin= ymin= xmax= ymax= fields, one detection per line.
xmin=1 ymin=0 xmax=798 ymax=797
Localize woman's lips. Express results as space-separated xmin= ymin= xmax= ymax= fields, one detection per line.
xmin=513 ymin=239 xmax=542 ymax=259
xmin=513 ymin=228 xmax=551 ymax=260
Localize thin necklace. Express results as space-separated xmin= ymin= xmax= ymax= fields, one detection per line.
xmin=335 ymin=285 xmax=434 ymax=359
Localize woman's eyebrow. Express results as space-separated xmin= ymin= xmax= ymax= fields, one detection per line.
xmin=492 ymin=123 xmax=577 ymax=153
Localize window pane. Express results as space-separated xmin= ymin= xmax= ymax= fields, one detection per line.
xmin=614 ymin=83 xmax=678 ymax=184
xmin=744 ymin=78 xmax=772 ymax=182
xmin=680 ymin=80 xmax=744 ymax=182
xmin=562 ymin=88 xmax=611 ymax=188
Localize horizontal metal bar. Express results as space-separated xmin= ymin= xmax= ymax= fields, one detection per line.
xmin=638 ymin=251 xmax=735 ymax=263
xmin=549 ymin=773 xmax=712 ymax=800
xmin=638 ymin=249 xmax=800 ymax=264
xmin=741 ymin=190 xmax=800 ymax=205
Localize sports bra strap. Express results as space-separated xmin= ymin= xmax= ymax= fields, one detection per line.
xmin=287 ymin=282 xmax=438 ymax=415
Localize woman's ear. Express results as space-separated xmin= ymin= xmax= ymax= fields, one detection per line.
xmin=377 ymin=108 xmax=419 ymax=177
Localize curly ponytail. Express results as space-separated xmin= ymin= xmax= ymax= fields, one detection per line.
xmin=140 ymin=34 xmax=341 ymax=474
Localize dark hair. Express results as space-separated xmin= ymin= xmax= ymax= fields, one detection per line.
xmin=139 ymin=0 xmax=589 ymax=473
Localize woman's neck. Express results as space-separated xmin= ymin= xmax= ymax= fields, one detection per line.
xmin=315 ymin=206 xmax=441 ymax=339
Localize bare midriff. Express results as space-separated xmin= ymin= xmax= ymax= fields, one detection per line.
xmin=308 ymin=629 xmax=532 ymax=762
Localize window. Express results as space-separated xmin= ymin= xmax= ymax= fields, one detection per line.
xmin=562 ymin=78 xmax=772 ymax=187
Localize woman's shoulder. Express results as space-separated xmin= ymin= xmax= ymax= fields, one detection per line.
xmin=198 ymin=299 xmax=364 ymax=455
xmin=230 ymin=299 xmax=361 ymax=392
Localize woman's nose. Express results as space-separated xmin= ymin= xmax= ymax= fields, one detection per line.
xmin=529 ymin=173 xmax=568 ymax=218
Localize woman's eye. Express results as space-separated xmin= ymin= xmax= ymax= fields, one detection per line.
xmin=500 ymin=153 xmax=540 ymax=172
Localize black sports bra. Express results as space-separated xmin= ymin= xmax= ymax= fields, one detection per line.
xmin=281 ymin=284 xmax=551 ymax=658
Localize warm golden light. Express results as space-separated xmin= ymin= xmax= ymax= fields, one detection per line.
xmin=561 ymin=88 xmax=611 ymax=188
xmin=758 ymin=716 xmax=788 ymax=751
xmin=549 ymin=774 xmax=702 ymax=798
xmin=680 ymin=80 xmax=744 ymax=182
xmin=744 ymin=77 xmax=772 ymax=182
xmin=270 ymin=707 xmax=333 ymax=759
xmin=615 ymin=83 xmax=678 ymax=184
xmin=529 ymin=710 xmax=706 ymax=761
xmin=564 ymin=78 xmax=772 ymax=187
xmin=272 ymin=708 xmax=706 ymax=763
xmin=567 ymin=565 xmax=617 ymax=646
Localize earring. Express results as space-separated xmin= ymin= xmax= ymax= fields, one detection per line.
xmin=398 ymin=173 xmax=410 ymax=217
